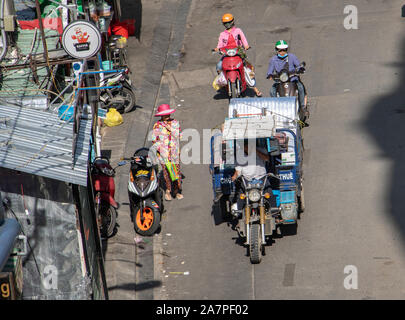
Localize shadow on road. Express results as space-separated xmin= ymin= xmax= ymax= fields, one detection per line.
xmin=362 ymin=33 xmax=405 ymax=245
xmin=108 ymin=280 xmax=161 ymax=292
xmin=213 ymin=87 xmax=258 ymax=100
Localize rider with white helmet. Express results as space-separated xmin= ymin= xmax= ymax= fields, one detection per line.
xmin=266 ymin=40 xmax=307 ymax=109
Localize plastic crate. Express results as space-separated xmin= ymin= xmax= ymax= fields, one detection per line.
xmin=213 ymin=167 xmax=235 ymax=196
xmin=280 ymin=191 xmax=295 ymax=204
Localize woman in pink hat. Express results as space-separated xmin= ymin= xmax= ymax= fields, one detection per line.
xmin=151 ymin=104 xmax=183 ymax=201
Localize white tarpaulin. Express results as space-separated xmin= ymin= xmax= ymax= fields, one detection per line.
xmin=222 ymin=116 xmax=276 ymax=141
xmin=228 ymin=97 xmax=298 ymax=129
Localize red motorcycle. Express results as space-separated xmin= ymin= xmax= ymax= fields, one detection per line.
xmin=91 ymin=157 xmax=123 ymax=238
xmin=214 ymin=36 xmax=248 ymax=99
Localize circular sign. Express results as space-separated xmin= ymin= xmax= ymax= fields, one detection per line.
xmin=62 ymin=20 xmax=102 ymax=59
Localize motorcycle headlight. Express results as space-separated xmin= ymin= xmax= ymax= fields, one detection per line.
xmin=226 ymin=49 xmax=237 ymax=56
xmin=135 ymin=178 xmax=149 ymax=191
xmin=248 ymin=189 xmax=261 ymax=202
xmin=280 ymin=72 xmax=289 ymax=82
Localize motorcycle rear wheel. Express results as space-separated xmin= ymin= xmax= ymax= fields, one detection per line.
xmin=102 ymin=86 xmax=136 ymax=114
xmin=249 ymin=224 xmax=262 ymax=264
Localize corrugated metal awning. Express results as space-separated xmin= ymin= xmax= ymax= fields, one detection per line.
xmin=0 ymin=105 xmax=92 ymax=186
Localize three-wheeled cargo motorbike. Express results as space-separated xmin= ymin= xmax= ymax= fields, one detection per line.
xmin=210 ymin=97 xmax=305 ymax=264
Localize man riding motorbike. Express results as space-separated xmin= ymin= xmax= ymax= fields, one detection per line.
xmin=214 ymin=13 xmax=263 ymax=97
xmin=230 ymin=140 xmax=275 ymax=215
xmin=266 ymin=40 xmax=307 ymax=108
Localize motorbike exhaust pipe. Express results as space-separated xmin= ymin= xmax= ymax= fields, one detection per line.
xmin=259 ymin=205 xmax=266 ymax=244
xmin=245 ymin=206 xmax=251 ymax=245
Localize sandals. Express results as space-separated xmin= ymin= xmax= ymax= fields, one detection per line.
xmin=165 ymin=191 xmax=172 ymax=201
xmin=165 ymin=191 xmax=184 ymax=200
xmin=254 ymin=88 xmax=263 ymax=97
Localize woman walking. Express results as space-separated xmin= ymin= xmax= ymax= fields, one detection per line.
xmin=151 ymin=104 xmax=184 ymax=201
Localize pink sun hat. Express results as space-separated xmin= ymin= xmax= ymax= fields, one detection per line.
xmin=154 ymin=104 xmax=176 ymax=117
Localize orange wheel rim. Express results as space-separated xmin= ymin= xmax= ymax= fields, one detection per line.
xmin=136 ymin=207 xmax=154 ymax=231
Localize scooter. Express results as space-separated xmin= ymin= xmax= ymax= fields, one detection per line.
xmin=122 ymin=148 xmax=164 ymax=236
xmin=91 ymin=157 xmax=124 ymax=238
xmin=271 ymin=62 xmax=309 ymax=122
xmin=99 ymin=67 xmax=136 ymax=114
xmin=213 ymin=38 xmax=248 ymax=99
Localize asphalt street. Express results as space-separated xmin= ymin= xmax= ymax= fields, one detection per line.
xmin=153 ymin=0 xmax=405 ymax=300
xmin=104 ymin=0 xmax=405 ymax=299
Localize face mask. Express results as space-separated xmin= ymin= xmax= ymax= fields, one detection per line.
xmin=277 ymin=53 xmax=288 ymax=59
xmin=224 ymin=22 xmax=233 ymax=29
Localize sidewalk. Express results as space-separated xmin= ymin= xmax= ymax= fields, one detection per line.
xmin=100 ymin=0 xmax=194 ymax=300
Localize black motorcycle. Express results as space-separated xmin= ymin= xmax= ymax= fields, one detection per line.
xmin=271 ymin=62 xmax=309 ymax=122
xmin=99 ymin=66 xmax=136 ymax=114
xmin=232 ymin=172 xmax=280 ymax=264
xmin=122 ymin=148 xmax=164 ymax=236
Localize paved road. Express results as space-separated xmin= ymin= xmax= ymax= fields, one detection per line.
xmin=150 ymin=0 xmax=405 ymax=299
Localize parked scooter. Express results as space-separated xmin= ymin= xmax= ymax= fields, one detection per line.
xmin=91 ymin=157 xmax=124 ymax=238
xmin=99 ymin=66 xmax=136 ymax=114
xmin=271 ymin=62 xmax=309 ymax=121
xmin=213 ymin=38 xmax=248 ymax=99
xmin=122 ymin=148 xmax=164 ymax=236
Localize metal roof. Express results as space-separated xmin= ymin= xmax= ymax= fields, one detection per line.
xmin=0 ymin=28 xmax=61 ymax=100
xmin=222 ymin=116 xmax=276 ymax=141
xmin=228 ymin=97 xmax=298 ymax=129
xmin=0 ymin=105 xmax=92 ymax=186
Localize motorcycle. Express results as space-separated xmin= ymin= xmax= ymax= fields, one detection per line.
xmin=91 ymin=157 xmax=125 ymax=238
xmin=122 ymin=148 xmax=164 ymax=236
xmin=99 ymin=66 xmax=136 ymax=114
xmin=213 ymin=37 xmax=248 ymax=99
xmin=271 ymin=61 xmax=309 ymax=122
xmin=232 ymin=172 xmax=280 ymax=264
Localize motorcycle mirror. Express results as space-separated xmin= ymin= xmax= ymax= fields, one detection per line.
xmin=268 ymin=172 xmax=280 ymax=180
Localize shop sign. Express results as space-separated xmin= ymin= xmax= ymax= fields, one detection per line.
xmin=62 ymin=20 xmax=102 ymax=59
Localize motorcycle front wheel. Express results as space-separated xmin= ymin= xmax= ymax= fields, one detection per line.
xmin=228 ymin=80 xmax=240 ymax=100
xmin=133 ymin=204 xmax=161 ymax=236
xmin=249 ymin=224 xmax=262 ymax=264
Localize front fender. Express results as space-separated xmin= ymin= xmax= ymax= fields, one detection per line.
xmin=226 ymin=71 xmax=240 ymax=83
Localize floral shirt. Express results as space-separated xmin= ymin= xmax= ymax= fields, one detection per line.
xmin=151 ymin=119 xmax=182 ymax=163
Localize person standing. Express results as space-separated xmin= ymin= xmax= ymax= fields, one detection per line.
xmin=151 ymin=104 xmax=184 ymax=201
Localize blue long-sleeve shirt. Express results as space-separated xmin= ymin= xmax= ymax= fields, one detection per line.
xmin=266 ymin=53 xmax=301 ymax=81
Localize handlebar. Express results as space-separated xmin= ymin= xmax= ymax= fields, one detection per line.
xmin=233 ymin=172 xmax=280 ymax=182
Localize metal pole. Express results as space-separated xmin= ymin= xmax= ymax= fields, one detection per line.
xmin=35 ymin=0 xmax=51 ymax=75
